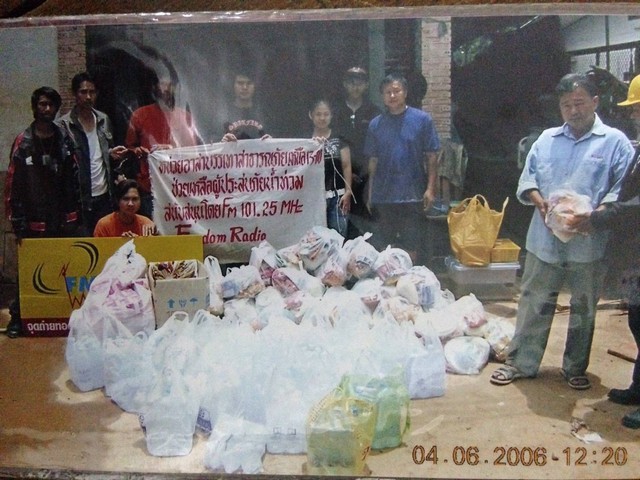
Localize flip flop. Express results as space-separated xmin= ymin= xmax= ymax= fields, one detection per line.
xmin=563 ymin=372 xmax=591 ymax=390
xmin=490 ymin=365 xmax=525 ymax=385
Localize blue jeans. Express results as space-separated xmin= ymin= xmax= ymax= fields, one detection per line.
xmin=326 ymin=196 xmax=348 ymax=237
xmin=506 ymin=252 xmax=605 ymax=377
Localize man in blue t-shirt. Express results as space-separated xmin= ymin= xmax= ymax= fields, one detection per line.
xmin=364 ymin=72 xmax=441 ymax=262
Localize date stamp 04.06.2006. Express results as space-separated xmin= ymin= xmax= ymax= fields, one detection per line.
xmin=411 ymin=445 xmax=630 ymax=468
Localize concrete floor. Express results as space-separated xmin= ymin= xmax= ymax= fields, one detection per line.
xmin=0 ymin=290 xmax=639 ymax=479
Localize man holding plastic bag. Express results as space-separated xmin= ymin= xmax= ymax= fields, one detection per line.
xmin=491 ymin=73 xmax=634 ymax=390
xmin=565 ymin=76 xmax=640 ymax=428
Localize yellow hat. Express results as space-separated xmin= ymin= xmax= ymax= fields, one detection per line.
xmin=618 ymin=74 xmax=640 ymax=106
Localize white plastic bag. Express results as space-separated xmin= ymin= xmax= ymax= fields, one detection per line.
xmin=249 ymin=240 xmax=278 ymax=285
xmin=142 ymin=367 xmax=200 ymax=456
xmin=204 ymin=255 xmax=225 ymax=316
xmin=343 ymin=232 xmax=379 ymax=279
xmin=482 ymin=315 xmax=516 ymax=362
xmin=545 ymin=189 xmax=593 ymax=242
xmin=222 ymin=264 xmax=265 ymax=299
xmin=443 ymin=336 xmax=491 ymax=375
xmin=297 ymin=226 xmax=344 ymax=272
xmin=406 ymin=320 xmax=446 ymax=398
xmin=396 ymin=266 xmax=441 ymax=309
xmin=65 ymin=306 xmax=105 ymax=392
xmin=373 ymin=246 xmax=413 ymax=285
xmin=204 ymin=414 xmax=268 ymax=474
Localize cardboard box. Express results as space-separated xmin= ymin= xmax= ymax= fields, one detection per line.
xmin=491 ymin=238 xmax=521 ymax=263
xmin=147 ymin=260 xmax=210 ymax=327
xmin=445 ymin=256 xmax=520 ymax=300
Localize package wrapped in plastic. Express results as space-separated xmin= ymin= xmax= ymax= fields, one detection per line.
xmin=265 ymin=342 xmax=340 ymax=454
xmin=283 ymin=290 xmax=321 ymax=325
xmin=545 ymin=189 xmax=593 ymax=243
xmin=204 ymin=414 xmax=269 ymax=474
xmin=141 ymin=311 xmax=216 ymax=456
xmin=451 ymin=294 xmax=487 ymax=335
xmin=265 ymin=372 xmax=315 ymax=454
xmin=372 ymin=296 xmax=422 ymax=325
xmin=67 ymin=244 xmax=154 ymax=390
xmin=103 ymin=329 xmax=154 ymax=413
xmin=343 ymin=232 xmax=379 ymax=279
xmin=89 ymin=239 xmax=147 ymax=296
xmin=65 ymin=305 xmax=106 ymax=392
xmin=351 ymin=277 xmax=384 ymax=311
xmin=197 ymin=328 xmax=253 ymax=434
xmin=443 ymin=336 xmax=491 ymax=375
xmin=373 ymin=246 xmax=413 ymax=285
xmin=101 ymin=278 xmax=155 ymax=337
xmin=340 ymin=371 xmax=411 ymax=450
xmin=203 ymin=255 xmax=225 ymax=316
xmin=431 ymin=288 xmax=456 ymax=311
xmin=271 ymin=266 xmax=325 ymax=298
xmin=299 ymin=298 xmax=336 ymax=329
xmin=406 ymin=337 xmax=446 ymax=399
xmin=255 ymin=286 xmax=285 ymax=312
xmin=414 ymin=293 xmax=485 ymax=340
xmin=275 ymin=243 xmax=302 ymax=268
xmin=141 ymin=365 xmax=201 ymax=456
xmin=145 ymin=311 xmax=191 ymax=369
xmin=249 ymin=240 xmax=278 ymax=285
xmin=254 ymin=287 xmax=289 ymax=328
xmin=482 ymin=314 xmax=516 ymax=362
xmin=222 ymin=298 xmax=258 ymax=328
xmin=320 ymin=287 xmax=372 ymax=329
xmin=306 ymin=388 xmax=376 ymax=476
xmin=298 ymin=225 xmax=344 ymax=272
xmin=413 ymin=310 xmax=464 ymax=343
xmin=395 ymin=265 xmax=441 ymax=309
xmin=221 ymin=264 xmax=265 ymax=299
xmin=102 ymin=309 xmax=152 ymax=410
xmin=314 ymin=247 xmax=348 ymax=287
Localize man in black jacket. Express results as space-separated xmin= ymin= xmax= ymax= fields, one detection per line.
xmin=4 ymin=87 xmax=80 ymax=338
xmin=567 ymin=74 xmax=640 ymax=428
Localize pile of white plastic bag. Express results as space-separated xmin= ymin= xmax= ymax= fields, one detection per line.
xmin=65 ymin=227 xmax=515 ymax=473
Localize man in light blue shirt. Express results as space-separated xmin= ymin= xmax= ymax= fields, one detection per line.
xmin=491 ymin=73 xmax=635 ymax=390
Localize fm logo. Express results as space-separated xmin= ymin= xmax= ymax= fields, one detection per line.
xmin=31 ymin=241 xmax=100 ymax=309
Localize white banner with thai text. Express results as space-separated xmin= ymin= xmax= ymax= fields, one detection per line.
xmin=149 ymin=138 xmax=325 ymax=263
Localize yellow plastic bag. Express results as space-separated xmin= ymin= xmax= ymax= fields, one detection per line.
xmin=306 ymin=387 xmax=376 ymax=476
xmin=340 ymin=372 xmax=411 ymax=451
xmin=447 ymin=195 xmax=509 ymax=266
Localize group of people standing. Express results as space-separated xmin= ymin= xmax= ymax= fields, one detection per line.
xmin=3 ymin=73 xmax=159 ymax=338
xmin=4 ymin=60 xmax=639 ymax=434
xmin=3 ymin=65 xmax=441 ymax=338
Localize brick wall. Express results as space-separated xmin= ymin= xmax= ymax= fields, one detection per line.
xmin=420 ymin=17 xmax=452 ymax=141
xmin=57 ymin=26 xmax=87 ymax=112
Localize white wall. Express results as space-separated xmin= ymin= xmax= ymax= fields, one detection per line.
xmin=562 ymin=15 xmax=640 ymax=52
xmin=0 ymin=26 xmax=58 ymax=171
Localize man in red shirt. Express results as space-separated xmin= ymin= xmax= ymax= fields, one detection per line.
xmin=125 ymin=71 xmax=201 ymax=218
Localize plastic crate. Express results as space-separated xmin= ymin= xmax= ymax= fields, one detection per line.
xmin=491 ymin=238 xmax=521 ymax=263
xmin=444 ymin=256 xmax=520 ymax=300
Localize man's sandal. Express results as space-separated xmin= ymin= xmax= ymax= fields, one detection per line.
xmin=490 ymin=365 xmax=525 ymax=385
xmin=562 ymin=370 xmax=591 ymax=390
